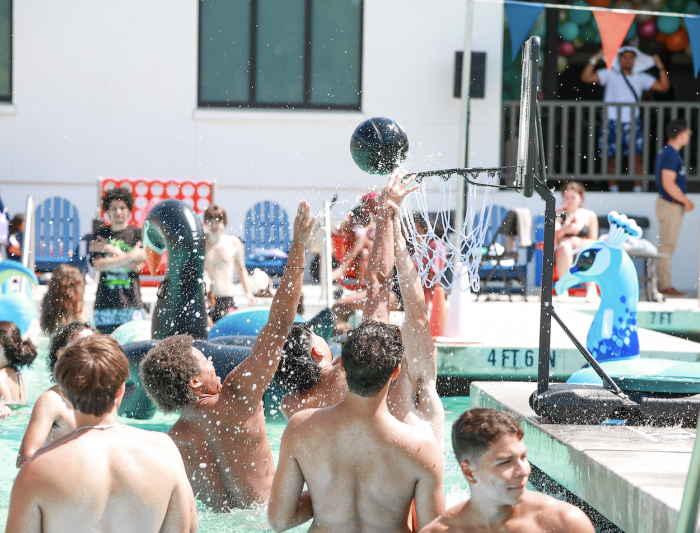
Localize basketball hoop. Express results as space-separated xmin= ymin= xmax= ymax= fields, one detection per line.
xmin=399 ymin=169 xmax=503 ymax=292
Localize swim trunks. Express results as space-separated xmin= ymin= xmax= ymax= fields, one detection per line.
xmin=209 ymin=296 xmax=237 ymax=323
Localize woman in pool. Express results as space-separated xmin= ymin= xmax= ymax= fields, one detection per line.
xmin=16 ymin=321 xmax=95 ymax=467
xmin=555 ymin=181 xmax=599 ymax=301
xmin=40 ymin=264 xmax=86 ymax=333
xmin=0 ymin=321 xmax=37 ymax=404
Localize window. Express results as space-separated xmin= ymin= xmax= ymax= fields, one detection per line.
xmin=198 ymin=0 xmax=363 ymax=110
xmin=0 ymin=0 xmax=10 ymax=102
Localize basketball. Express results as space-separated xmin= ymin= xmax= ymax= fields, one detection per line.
xmin=350 ymin=117 xmax=409 ymax=175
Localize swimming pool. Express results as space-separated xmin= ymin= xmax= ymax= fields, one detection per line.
xmin=0 ymin=338 xmax=472 ymax=532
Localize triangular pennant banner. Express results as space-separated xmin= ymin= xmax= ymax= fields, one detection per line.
xmin=505 ymin=1 xmax=545 ymax=60
xmin=686 ymin=15 xmax=700 ymax=78
xmin=593 ymin=11 xmax=636 ymax=70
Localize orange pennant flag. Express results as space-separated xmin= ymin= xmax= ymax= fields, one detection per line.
xmin=593 ymin=11 xmax=635 ymax=71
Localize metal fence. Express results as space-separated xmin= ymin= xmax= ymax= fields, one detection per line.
xmin=502 ymin=100 xmax=700 ymax=188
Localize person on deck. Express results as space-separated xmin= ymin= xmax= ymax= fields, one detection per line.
xmin=89 ymin=188 xmax=147 ymax=334
xmin=6 ymin=335 xmax=197 ymax=533
xmin=203 ymin=205 xmax=255 ymax=323
xmin=17 ymin=322 xmax=95 ymax=467
xmin=139 ymin=201 xmax=316 ymax=510
xmin=555 ymin=182 xmax=599 ymax=302
xmin=581 ymin=46 xmax=669 ymax=192
xmin=655 ymin=118 xmax=694 ymax=298
xmin=420 ymin=408 xmax=594 ymax=533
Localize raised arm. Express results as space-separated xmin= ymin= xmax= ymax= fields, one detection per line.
xmin=387 ymin=186 xmax=437 ymax=389
xmin=224 ymin=201 xmax=316 ymax=405
xmin=268 ymin=415 xmax=313 ymax=532
xmin=363 ymin=171 xmax=418 ymax=322
xmin=387 ymin=192 xmax=445 ymax=446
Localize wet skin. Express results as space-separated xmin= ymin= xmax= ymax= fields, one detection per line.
xmin=170 ymin=349 xmax=276 ymax=510
xmin=420 ymin=434 xmax=595 ymax=533
xmin=169 ymin=201 xmax=316 ymax=510
xmin=17 ymin=328 xmax=93 ymax=467
xmin=270 ymin=372 xmax=445 ymax=533
xmin=6 ymin=385 xmax=197 ymax=533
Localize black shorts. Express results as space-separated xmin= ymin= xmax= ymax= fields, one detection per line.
xmin=209 ymin=296 xmax=237 ymax=323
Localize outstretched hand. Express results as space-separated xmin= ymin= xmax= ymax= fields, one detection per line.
xmin=292 ymin=200 xmax=317 ymax=248
xmin=379 ymin=170 xmax=419 ymax=211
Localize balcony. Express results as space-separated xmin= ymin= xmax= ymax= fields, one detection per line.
xmin=501 ymin=101 xmax=700 ymax=189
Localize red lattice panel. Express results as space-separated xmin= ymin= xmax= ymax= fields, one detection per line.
xmin=100 ymin=177 xmax=213 ymax=227
xmin=99 ymin=177 xmax=214 ymax=286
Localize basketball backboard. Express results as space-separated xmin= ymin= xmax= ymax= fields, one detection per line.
xmin=516 ymin=36 xmax=540 ymax=198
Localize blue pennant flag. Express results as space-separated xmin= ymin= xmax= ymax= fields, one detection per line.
xmin=686 ymin=15 xmax=700 ymax=78
xmin=505 ymin=0 xmax=545 ymax=60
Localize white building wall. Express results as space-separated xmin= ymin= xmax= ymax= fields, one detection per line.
xmin=5 ymin=2 xmax=695 ymax=291
xmin=1 ymin=0 xmax=492 ymax=233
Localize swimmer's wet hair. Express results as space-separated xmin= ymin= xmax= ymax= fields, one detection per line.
xmin=48 ymin=321 xmax=96 ymax=380
xmin=102 ymin=186 xmax=134 ymax=212
xmin=275 ymin=323 xmax=321 ymax=393
xmin=0 ymin=321 xmax=37 ymax=368
xmin=54 ymin=335 xmax=129 ymax=417
xmin=452 ymin=408 xmax=524 ymax=465
xmin=341 ymin=321 xmax=403 ymax=398
xmin=140 ymin=335 xmax=199 ymax=413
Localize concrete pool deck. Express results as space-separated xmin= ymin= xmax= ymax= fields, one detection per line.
xmin=471 ymin=381 xmax=698 ymax=533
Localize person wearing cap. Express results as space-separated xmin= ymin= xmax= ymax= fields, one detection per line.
xmin=581 ymin=46 xmax=670 ymax=192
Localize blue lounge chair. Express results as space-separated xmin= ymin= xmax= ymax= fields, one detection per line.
xmin=244 ymin=201 xmax=291 ymax=277
xmin=35 ymin=197 xmax=88 ymax=273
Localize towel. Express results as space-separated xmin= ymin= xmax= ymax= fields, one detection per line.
xmin=513 ymin=208 xmax=533 ymax=247
xmin=613 ymin=46 xmax=655 ymax=75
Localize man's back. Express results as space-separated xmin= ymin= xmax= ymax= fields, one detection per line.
xmin=281 ymin=402 xmax=443 ymax=532
xmin=8 ymin=426 xmax=195 ymax=533
xmin=169 ymin=397 xmax=275 ymax=510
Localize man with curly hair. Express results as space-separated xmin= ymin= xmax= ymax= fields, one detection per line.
xmin=140 ymin=201 xmax=316 ymax=510
xmin=7 ymin=335 xmax=197 ymax=533
xmin=89 ymin=187 xmax=147 ymax=333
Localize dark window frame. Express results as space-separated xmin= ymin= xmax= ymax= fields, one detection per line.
xmin=0 ymin=0 xmax=12 ymax=103
xmin=197 ymin=0 xmax=363 ymax=110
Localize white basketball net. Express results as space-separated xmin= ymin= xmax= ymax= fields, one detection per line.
xmin=400 ymin=172 xmax=498 ymax=292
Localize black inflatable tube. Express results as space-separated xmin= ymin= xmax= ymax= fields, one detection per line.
xmin=529 ymin=384 xmax=700 ymax=427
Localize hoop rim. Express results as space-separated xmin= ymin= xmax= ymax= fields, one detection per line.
xmin=408 ymin=166 xmax=522 ymax=192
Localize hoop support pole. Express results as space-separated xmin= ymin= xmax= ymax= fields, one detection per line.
xmin=533 ymin=100 xmax=554 ymax=395
xmin=456 ymin=0 xmax=474 ymax=248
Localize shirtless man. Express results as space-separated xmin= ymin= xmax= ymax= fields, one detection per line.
xmin=276 ymin=173 xmax=444 ymax=448
xmin=17 ymin=322 xmax=95 ymax=467
xmin=140 ymin=201 xmax=316 ymax=510
xmin=269 ymin=320 xmax=445 ymax=532
xmin=203 ymin=205 xmax=254 ymax=322
xmin=420 ymin=408 xmax=594 ymax=533
xmin=6 ymin=335 xmax=197 ymax=533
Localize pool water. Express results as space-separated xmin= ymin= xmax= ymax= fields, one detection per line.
xmin=0 ymin=338 xmax=478 ymax=532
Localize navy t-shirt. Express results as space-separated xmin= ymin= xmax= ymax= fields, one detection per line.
xmin=655 ymin=145 xmax=687 ymax=203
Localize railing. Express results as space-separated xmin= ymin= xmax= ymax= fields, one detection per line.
xmin=502 ymin=101 xmax=700 ymax=187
